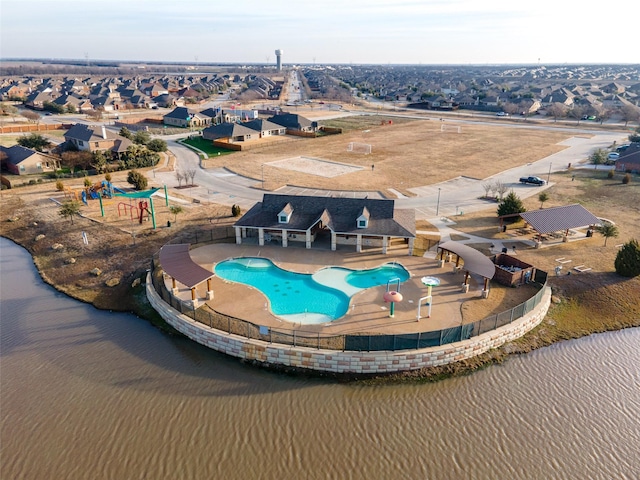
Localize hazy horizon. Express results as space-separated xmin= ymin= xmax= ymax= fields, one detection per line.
xmin=2 ymin=0 xmax=638 ymax=66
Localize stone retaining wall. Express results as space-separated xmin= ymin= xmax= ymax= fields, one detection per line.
xmin=146 ymin=272 xmax=551 ymax=374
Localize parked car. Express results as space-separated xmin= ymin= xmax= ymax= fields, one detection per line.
xmin=496 ymin=112 xmax=509 ymax=116
xmin=616 ymin=144 xmax=630 ymax=153
xmin=519 ymin=176 xmax=546 ymax=185
xmin=608 ymin=152 xmax=620 ymax=161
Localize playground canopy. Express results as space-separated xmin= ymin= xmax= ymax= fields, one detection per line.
xmin=115 ymin=188 xmax=160 ymax=199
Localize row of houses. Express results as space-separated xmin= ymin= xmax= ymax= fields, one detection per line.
xmin=0 ymin=72 xmax=283 ymax=112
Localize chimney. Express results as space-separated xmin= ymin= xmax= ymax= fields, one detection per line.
xmin=101 ymin=125 xmax=107 ymax=139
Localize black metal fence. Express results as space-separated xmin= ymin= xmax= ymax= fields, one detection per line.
xmin=150 ymin=253 xmax=548 ymax=352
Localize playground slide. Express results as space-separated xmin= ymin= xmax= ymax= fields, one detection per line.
xmin=90 ymin=191 xmax=100 ymax=200
xmin=113 ymin=186 xmax=127 ymax=194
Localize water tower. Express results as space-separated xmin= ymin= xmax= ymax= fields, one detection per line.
xmin=275 ymin=49 xmax=283 ymax=71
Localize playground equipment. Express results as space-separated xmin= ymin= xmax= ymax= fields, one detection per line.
xmin=138 ymin=200 xmax=151 ymax=224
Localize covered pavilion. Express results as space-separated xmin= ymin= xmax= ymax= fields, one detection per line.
xmin=437 ymin=241 xmax=496 ymax=297
xmin=519 ymin=204 xmax=601 ymax=242
xmin=159 ymin=244 xmax=214 ymax=306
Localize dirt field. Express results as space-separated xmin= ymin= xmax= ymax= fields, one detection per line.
xmin=201 ymin=116 xmax=571 ymax=196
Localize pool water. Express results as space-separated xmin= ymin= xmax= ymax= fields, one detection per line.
xmin=214 ymin=258 xmax=410 ymax=324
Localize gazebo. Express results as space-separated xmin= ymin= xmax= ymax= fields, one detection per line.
xmin=159 ymin=244 xmax=214 ymax=307
xmin=519 ymin=204 xmax=601 ymax=243
xmin=437 ymin=241 xmax=496 ymax=297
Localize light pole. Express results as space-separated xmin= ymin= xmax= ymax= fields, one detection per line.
xmin=547 ymin=162 xmax=552 ymax=184
xmin=436 ymin=188 xmax=441 ymax=216
xmin=261 ymin=164 xmax=265 ymax=189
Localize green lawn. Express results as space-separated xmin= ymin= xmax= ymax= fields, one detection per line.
xmin=181 ymin=137 xmax=235 ymax=157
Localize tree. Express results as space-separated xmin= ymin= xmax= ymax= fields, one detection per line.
xmin=185 ymin=169 xmax=196 ymax=186
xmin=147 ymin=138 xmax=167 ymax=152
xmin=628 ymin=126 xmax=640 ymax=143
xmin=623 ymin=173 xmax=632 ymax=185
xmin=567 ymin=105 xmax=585 ymax=125
xmin=232 ymin=204 xmax=242 ymax=217
xmin=175 ymin=170 xmax=184 ymax=187
xmin=86 ymin=108 xmax=103 ymax=121
xmin=133 ymin=130 xmax=151 ymax=145
xmin=614 ymin=239 xmax=640 ymax=277
xmin=127 ymin=169 xmax=148 ymax=190
xmin=538 ymin=192 xmax=549 ymax=208
xmin=61 ymin=150 xmax=93 ymax=171
xmin=497 ymin=191 xmax=526 ymax=217
xmin=597 ymin=222 xmax=619 ymax=246
xmin=169 ymin=205 xmax=183 ymax=222
xmin=494 ymin=180 xmax=508 ymax=201
xmin=1 ymin=103 xmax=19 ymax=122
xmin=22 ymin=110 xmax=41 ymax=123
xmin=482 ymin=182 xmax=493 ymax=198
xmin=589 ymin=148 xmax=607 ymax=169
xmin=119 ymin=126 xmax=133 ymax=139
xmin=17 ymin=133 xmax=51 ymax=152
xmin=59 ymin=200 xmax=81 ymax=225
xmin=547 ymin=103 xmax=567 ymax=122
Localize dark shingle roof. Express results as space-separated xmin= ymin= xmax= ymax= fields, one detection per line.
xmin=235 ymin=194 xmax=415 ymax=237
xmin=202 ymin=122 xmax=257 ymax=140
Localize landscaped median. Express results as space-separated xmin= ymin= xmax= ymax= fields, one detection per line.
xmin=146 ymin=271 xmax=551 ymax=376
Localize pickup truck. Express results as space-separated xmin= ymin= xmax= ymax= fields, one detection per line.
xmin=519 ymin=176 xmax=546 ymax=185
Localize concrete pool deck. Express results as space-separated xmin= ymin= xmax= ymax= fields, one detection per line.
xmin=165 ymin=241 xmax=485 ymax=336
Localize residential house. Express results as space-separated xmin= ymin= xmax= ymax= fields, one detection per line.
xmin=1 ymin=145 xmax=60 ymax=175
xmin=233 ymin=194 xmax=416 ymax=254
xmin=162 ymin=107 xmax=210 ymax=128
xmin=201 ymin=122 xmax=258 ymax=143
xmin=64 ymin=124 xmax=132 ymax=154
xmin=267 ymin=113 xmax=318 ymax=133
xmin=242 ymin=119 xmax=286 ymax=138
xmin=615 ymin=143 xmax=640 ymax=174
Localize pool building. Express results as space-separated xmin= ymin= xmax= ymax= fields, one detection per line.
xmin=233 ymin=194 xmax=416 ymax=255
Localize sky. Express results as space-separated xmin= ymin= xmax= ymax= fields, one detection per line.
xmin=1 ymin=0 xmax=638 ymax=66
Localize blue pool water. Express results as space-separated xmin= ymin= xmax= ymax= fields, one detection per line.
xmin=214 ymin=258 xmax=410 ymax=324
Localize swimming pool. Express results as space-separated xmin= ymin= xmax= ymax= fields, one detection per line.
xmin=214 ymin=258 xmax=410 ymax=324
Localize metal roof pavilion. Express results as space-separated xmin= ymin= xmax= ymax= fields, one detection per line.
xmin=520 ymin=204 xmax=601 ymax=234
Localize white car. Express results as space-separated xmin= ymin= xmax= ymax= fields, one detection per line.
xmin=496 ymin=112 xmax=509 ymax=116
xmin=607 ymin=152 xmax=620 ymax=161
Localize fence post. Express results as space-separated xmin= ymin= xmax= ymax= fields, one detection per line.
xmin=294 ymin=331 xmax=297 ymax=347
xmin=417 ymin=332 xmax=421 ymax=349
xmin=228 ymin=317 xmax=230 ymax=334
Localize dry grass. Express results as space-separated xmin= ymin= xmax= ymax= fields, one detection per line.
xmin=199 ymin=116 xmax=570 ymax=195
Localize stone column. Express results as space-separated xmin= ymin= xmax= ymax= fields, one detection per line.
xmin=282 ymin=229 xmax=288 ymax=247
xmin=305 ymin=230 xmax=311 ymax=249
xmin=356 ymin=234 xmax=362 ymax=253
xmin=382 ymin=236 xmax=389 ymax=254
xmin=235 ymin=226 xmax=242 ymax=245
xmin=331 ymin=231 xmax=336 ymax=251
xmin=258 ymin=228 xmax=265 ymax=246
xmin=407 ymin=237 xmax=414 ymax=256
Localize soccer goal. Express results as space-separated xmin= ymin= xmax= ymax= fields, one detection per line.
xmin=440 ymin=124 xmax=461 ymax=133
xmin=347 ymin=142 xmax=372 ymax=154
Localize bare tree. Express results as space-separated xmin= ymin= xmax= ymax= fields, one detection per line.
xmin=22 ymin=110 xmax=41 ymax=123
xmin=619 ymin=104 xmax=640 ymax=127
xmin=547 ymin=103 xmax=567 ymax=122
xmin=185 ymin=169 xmax=196 ymax=186
xmin=175 ymin=170 xmax=184 ymax=187
xmin=495 ymin=180 xmax=509 ymax=201
xmin=567 ymin=105 xmax=585 ymax=125
xmin=482 ymin=182 xmax=493 ymax=199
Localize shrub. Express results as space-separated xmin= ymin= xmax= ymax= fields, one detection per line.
xmin=622 ymin=173 xmax=631 ymax=184
xmin=607 ymin=170 xmax=614 ymax=179
xmin=231 ymin=204 xmax=242 ymax=217
xmin=56 ymin=180 xmax=64 ymax=191
xmin=497 ymin=191 xmax=526 ymax=217
xmin=615 ymin=239 xmax=640 ymax=277
xmin=127 ymin=170 xmax=148 ymax=190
